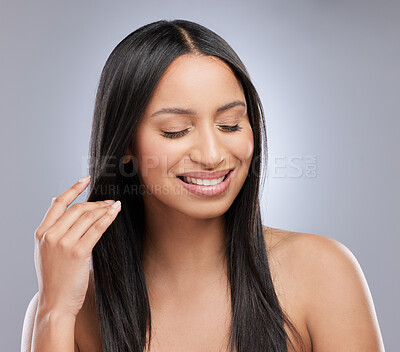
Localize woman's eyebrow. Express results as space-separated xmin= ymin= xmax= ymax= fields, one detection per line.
xmin=150 ymin=100 xmax=246 ymax=118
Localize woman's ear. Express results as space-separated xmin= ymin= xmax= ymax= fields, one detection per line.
xmin=122 ymin=146 xmax=133 ymax=164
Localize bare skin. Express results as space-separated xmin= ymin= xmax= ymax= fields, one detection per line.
xmin=21 ymin=177 xmax=122 ymax=352
xmin=21 ymin=226 xmax=385 ymax=351
xmin=21 ymin=54 xmax=384 ymax=351
xmin=75 ymin=227 xmax=384 ymax=352
xmin=21 ymin=224 xmax=385 ymax=351
xmin=74 ymin=226 xmax=315 ymax=352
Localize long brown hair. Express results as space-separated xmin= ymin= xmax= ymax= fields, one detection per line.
xmin=87 ymin=19 xmax=306 ymax=352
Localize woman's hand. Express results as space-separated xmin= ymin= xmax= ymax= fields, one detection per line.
xmin=33 ymin=175 xmax=121 ymax=318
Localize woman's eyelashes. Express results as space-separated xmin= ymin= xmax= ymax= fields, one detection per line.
xmin=161 ymin=124 xmax=243 ymax=139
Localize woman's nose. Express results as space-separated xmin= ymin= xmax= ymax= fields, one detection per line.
xmin=189 ymin=124 xmax=226 ymax=169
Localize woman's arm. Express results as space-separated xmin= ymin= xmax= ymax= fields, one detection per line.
xmin=300 ymin=234 xmax=385 ymax=351
xmin=21 ymin=292 xmax=79 ymax=352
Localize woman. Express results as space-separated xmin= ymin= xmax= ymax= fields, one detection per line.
xmin=22 ymin=19 xmax=384 ymax=351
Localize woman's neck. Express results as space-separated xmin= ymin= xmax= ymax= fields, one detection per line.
xmin=141 ymin=199 xmax=228 ymax=294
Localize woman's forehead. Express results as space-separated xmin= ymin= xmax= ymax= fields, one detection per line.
xmin=145 ymin=54 xmax=245 ymax=113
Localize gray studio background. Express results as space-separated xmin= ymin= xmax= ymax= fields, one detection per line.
xmin=1 ymin=0 xmax=398 ymax=350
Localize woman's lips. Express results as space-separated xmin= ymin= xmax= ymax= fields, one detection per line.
xmin=177 ymin=168 xmax=232 ymax=179
xmin=176 ymin=169 xmax=233 ymax=196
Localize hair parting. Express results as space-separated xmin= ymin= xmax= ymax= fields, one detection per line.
xmin=87 ymin=19 xmax=307 ymax=352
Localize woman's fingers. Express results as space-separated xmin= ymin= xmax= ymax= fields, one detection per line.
xmin=59 ymin=202 xmax=118 ymax=243
xmin=32 ymin=172 xmax=122 ymax=318
xmin=41 ymin=200 xmax=115 ymax=243
xmin=35 ymin=176 xmax=91 ymax=240
xmin=79 ymin=201 xmax=121 ymax=252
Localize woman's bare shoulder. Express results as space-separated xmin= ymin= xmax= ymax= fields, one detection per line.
xmin=262 ymin=225 xmax=385 ymax=351
xmin=263 ymin=225 xmax=336 ymax=254
xmin=262 ymin=225 xmax=355 ymax=273
xmin=76 ymin=229 xmax=384 ymax=351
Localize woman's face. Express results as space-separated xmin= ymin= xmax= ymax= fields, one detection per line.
xmin=131 ymin=54 xmax=254 ymax=219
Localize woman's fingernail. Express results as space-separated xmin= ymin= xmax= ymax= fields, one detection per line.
xmin=78 ymin=175 xmax=91 ymax=183
xmin=104 ymin=200 xmax=115 ymax=205
xmin=111 ymin=200 xmax=121 ymax=209
xmin=51 ymin=197 xmax=56 ymax=204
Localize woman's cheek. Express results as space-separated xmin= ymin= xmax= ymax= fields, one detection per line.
xmin=134 ymin=131 xmax=164 ymax=179
xmin=235 ymin=127 xmax=254 ymax=161
xmin=145 ymin=138 xmax=184 ymax=179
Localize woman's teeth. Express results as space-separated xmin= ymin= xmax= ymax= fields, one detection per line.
xmin=182 ymin=175 xmax=225 ymax=186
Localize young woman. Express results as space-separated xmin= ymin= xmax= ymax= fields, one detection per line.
xmin=22 ymin=19 xmax=384 ymax=352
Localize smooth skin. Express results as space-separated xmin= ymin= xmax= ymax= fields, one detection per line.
xmin=21 ymin=176 xmax=121 ymax=351
xmin=21 ymin=54 xmax=384 ymax=351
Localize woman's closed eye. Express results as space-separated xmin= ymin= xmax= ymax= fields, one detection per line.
xmin=161 ymin=124 xmax=243 ymax=139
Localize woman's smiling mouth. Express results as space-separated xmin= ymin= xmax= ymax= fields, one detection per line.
xmin=176 ymin=169 xmax=234 ymax=196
